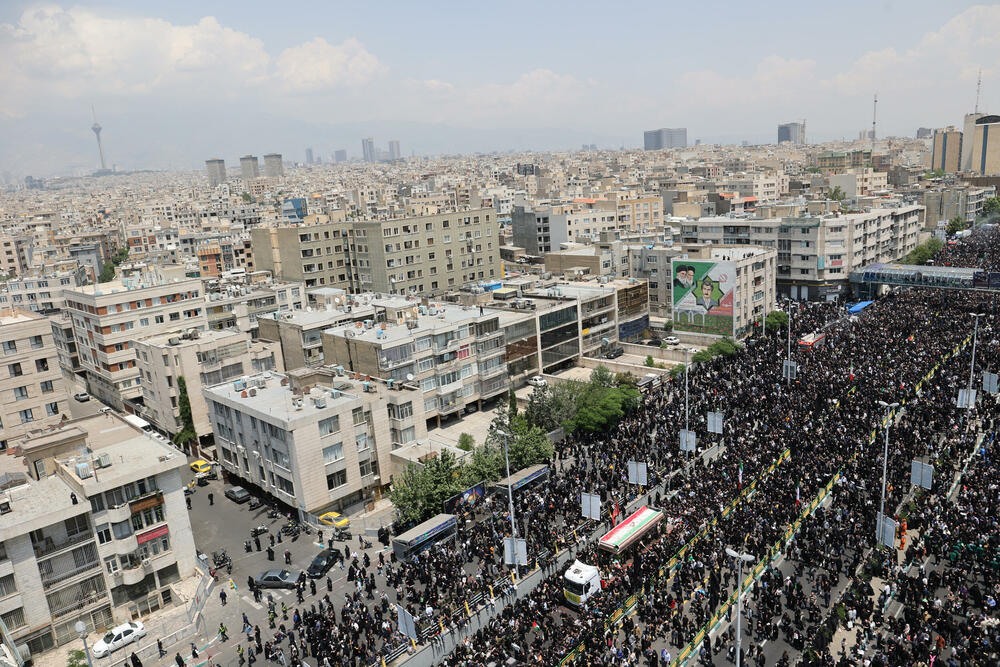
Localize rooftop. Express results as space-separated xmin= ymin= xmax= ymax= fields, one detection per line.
xmin=204 ymin=370 xmax=372 ymax=424
xmin=0 ymin=307 xmax=43 ymax=326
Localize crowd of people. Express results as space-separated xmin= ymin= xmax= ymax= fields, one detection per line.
xmin=215 ymin=226 xmax=1000 ymax=667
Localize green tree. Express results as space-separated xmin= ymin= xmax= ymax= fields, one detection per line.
xmin=765 ymin=310 xmax=789 ymax=333
xmin=589 ymin=364 xmax=615 ymax=388
xmin=389 ymin=451 xmax=464 ymax=524
xmin=829 ymin=185 xmax=846 ymax=202
xmin=691 ymin=349 xmax=713 ymax=363
xmin=946 ymin=215 xmax=966 ymax=235
xmin=457 ymin=433 xmax=474 ymax=451
xmin=172 ymin=376 xmax=197 ymax=449
xmin=670 ymin=364 xmax=686 ymax=379
xmin=924 ymin=168 xmax=946 ymax=179
xmin=98 ymin=262 xmax=116 ymax=283
xmin=645 ymin=355 xmax=656 ymax=367
xmin=67 ymin=649 xmax=88 ymax=667
xmin=524 ymin=385 xmax=557 ymax=432
xmin=508 ymin=386 xmax=518 ymax=416
xmin=983 ymin=197 xmax=1000 ymax=217
xmin=904 ymin=237 xmax=943 ymax=264
xmin=614 ymin=372 xmax=637 ymax=389
xmin=241 ymin=192 xmax=252 ymax=202
xmin=461 ymin=442 xmax=503 ymax=485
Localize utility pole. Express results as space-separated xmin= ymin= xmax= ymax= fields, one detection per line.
xmin=969 ymin=312 xmax=984 ymax=394
xmin=876 ymin=400 xmax=899 ymax=546
xmin=726 ymin=548 xmax=755 ymax=667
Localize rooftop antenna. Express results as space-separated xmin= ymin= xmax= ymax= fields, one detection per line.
xmin=975 ymin=68 xmax=982 ymax=114
xmin=91 ymin=106 xmax=107 ymax=171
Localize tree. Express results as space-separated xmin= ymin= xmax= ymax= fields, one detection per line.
xmin=691 ymin=349 xmax=713 ymax=363
xmin=670 ymin=364 xmax=686 ymax=379
xmin=389 ymin=451 xmax=464 ymax=525
xmin=525 ymin=385 xmax=557 ymax=432
xmin=829 ymin=185 xmax=846 ymax=202
xmin=614 ymin=372 xmax=638 ymax=389
xmin=172 ymin=376 xmax=197 ymax=449
xmin=662 ymin=320 xmax=673 ymax=332
xmin=983 ymin=197 xmax=1000 ymax=217
xmin=645 ymin=355 xmax=656 ymax=367
xmin=241 ymin=192 xmax=253 ymax=203
xmin=563 ymin=379 xmax=639 ymax=434
xmin=904 ymin=237 xmax=943 ymax=265
xmin=457 ymin=433 xmax=474 ymax=451
xmin=98 ymin=262 xmax=116 ymax=283
xmin=67 ymin=649 xmax=88 ymax=667
xmin=947 ymin=216 xmax=966 ymax=235
xmin=765 ymin=310 xmax=789 ymax=333
xmin=589 ymin=365 xmax=615 ymax=388
xmin=508 ymin=386 xmax=518 ymax=416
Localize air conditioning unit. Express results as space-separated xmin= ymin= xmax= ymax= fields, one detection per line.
xmin=96 ymin=453 xmax=112 ymax=469
xmin=75 ymin=462 xmax=93 ymax=479
xmin=313 ymin=397 xmax=327 ymax=409
xmin=141 ymin=558 xmax=151 ymax=568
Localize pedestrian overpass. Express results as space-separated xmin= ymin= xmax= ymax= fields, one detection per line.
xmin=849 ymin=263 xmax=1000 ymax=299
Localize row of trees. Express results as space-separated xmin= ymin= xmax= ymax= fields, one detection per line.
xmin=98 ymin=248 xmax=129 ymax=283
xmin=390 ymin=366 xmax=640 ymax=525
xmin=904 ymin=237 xmax=944 ymax=265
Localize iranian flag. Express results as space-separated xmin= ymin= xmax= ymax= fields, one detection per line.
xmin=849 ymin=363 xmax=855 ymax=382
xmin=738 ymin=461 xmax=743 ymax=490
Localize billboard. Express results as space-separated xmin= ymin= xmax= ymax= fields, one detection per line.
xmin=671 ymin=260 xmax=736 ymax=336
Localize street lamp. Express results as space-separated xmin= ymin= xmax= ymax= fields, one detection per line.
xmin=495 ymin=429 xmax=518 ymax=546
xmin=725 ymin=547 xmax=755 ymax=667
xmin=74 ymin=621 xmax=94 ymax=667
xmin=684 ymin=347 xmax=690 ymax=433
xmin=786 ymin=307 xmax=792 ymax=387
xmin=876 ymin=400 xmax=899 ymax=547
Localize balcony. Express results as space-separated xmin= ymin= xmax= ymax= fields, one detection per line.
xmin=49 ymin=592 xmax=108 ymax=619
xmin=438 ymin=400 xmax=463 ymax=415
xmin=41 ymin=560 xmax=100 ymax=590
xmin=436 ymin=379 xmax=463 ymax=395
xmin=120 ymin=560 xmax=152 ymax=586
xmin=480 ymin=364 xmax=506 ymax=380
xmin=32 ymin=530 xmax=94 ymax=559
xmin=476 ymin=329 xmax=503 ymax=343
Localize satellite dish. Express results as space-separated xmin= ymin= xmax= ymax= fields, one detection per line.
xmin=406 ymin=373 xmax=414 ymax=382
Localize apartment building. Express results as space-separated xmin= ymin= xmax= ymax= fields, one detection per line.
xmin=816 ymin=150 xmax=872 ymax=174
xmin=51 ymin=311 xmax=81 ymax=376
xmin=258 ymin=300 xmax=375 ymax=371
xmin=669 ymin=245 xmax=776 ymax=338
xmin=63 ymin=275 xmax=208 ymax=410
xmin=322 ymin=297 xmax=509 ymax=426
xmin=0 ymin=413 xmax=195 ymax=656
xmin=204 ymin=281 xmax=305 ymax=336
xmin=970 ymin=115 xmax=1000 ymax=175
xmin=629 ymin=245 xmax=685 ymax=317
xmin=919 ymin=186 xmax=996 ymax=228
xmin=677 ymin=205 xmax=923 ymax=300
xmin=251 ymin=208 xmax=500 ymax=297
xmin=0 ymin=309 xmax=69 ymax=450
xmin=0 ymin=271 xmax=84 ymax=314
xmin=828 ymin=169 xmax=889 ymax=198
xmin=133 ymin=330 xmax=282 ymax=452
xmin=203 ymin=369 xmax=426 ymax=516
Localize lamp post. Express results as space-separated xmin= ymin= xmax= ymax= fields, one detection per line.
xmin=495 ymin=429 xmax=518 ymax=544
xmin=968 ymin=312 xmax=985 ymax=397
xmin=684 ymin=347 xmax=690 ymax=433
xmin=876 ymin=400 xmax=899 ymax=546
xmin=74 ymin=621 xmax=94 ymax=667
xmin=786 ymin=306 xmax=792 ymax=387
xmin=725 ymin=548 xmax=755 ymax=667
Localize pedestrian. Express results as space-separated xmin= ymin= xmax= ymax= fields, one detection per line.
xmin=175 ymin=653 xmax=185 ymax=667
xmin=219 ymin=589 xmax=227 ymax=606
xmin=269 ymin=533 xmax=275 ymax=547
xmin=309 ymin=579 xmax=316 ymax=596
xmin=326 ymin=576 xmax=332 ymax=592
xmin=267 ymin=546 xmax=274 ymax=561
xmin=218 ymin=622 xmax=228 ymax=642
xmin=130 ymin=652 xmax=142 ymax=667
xmin=254 ymin=535 xmax=261 ymax=551
xmin=236 ymin=645 xmax=244 ymax=665
xmin=186 ymin=496 xmax=191 ymax=510
xmin=208 ymin=492 xmax=214 ymax=506
xmin=157 ymin=639 xmax=166 ymax=658
xmin=190 ymin=643 xmax=199 ymax=660
xmin=317 ymin=529 xmax=323 ymax=543
xmin=284 ymin=549 xmax=291 ymax=565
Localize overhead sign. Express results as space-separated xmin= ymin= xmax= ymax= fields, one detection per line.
xmin=910 ymin=460 xmax=933 ymax=490
xmin=679 ymin=429 xmax=696 ymax=452
xmin=581 ymin=492 xmax=601 ymax=520
xmin=627 ymin=461 xmax=648 ymax=486
xmin=706 ymin=411 xmax=724 ymax=434
xmin=503 ymin=537 xmax=528 ymax=566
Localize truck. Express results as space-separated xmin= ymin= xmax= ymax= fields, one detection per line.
xmin=563 ymin=506 xmax=667 ymax=606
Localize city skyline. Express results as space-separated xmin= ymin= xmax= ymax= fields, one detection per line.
xmin=1 ymin=1 xmax=999 ymax=176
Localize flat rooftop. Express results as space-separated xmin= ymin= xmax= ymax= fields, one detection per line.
xmin=137 ymin=328 xmax=246 ymax=348
xmin=0 ymin=308 xmax=41 ymax=325
xmin=204 ymin=371 xmax=367 ymax=423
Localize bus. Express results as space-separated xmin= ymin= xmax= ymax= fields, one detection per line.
xmin=392 ymin=513 xmax=457 ymax=561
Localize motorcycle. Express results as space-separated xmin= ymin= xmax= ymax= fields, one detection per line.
xmin=333 ymin=528 xmax=352 ymax=541
xmin=249 ymin=497 xmax=263 ymax=510
xmin=212 ymin=550 xmax=232 ymax=568
xmin=267 ymin=507 xmax=281 ymax=520
xmin=251 ymin=525 xmax=268 ymax=537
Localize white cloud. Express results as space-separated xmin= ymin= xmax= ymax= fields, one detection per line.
xmin=275 ymin=37 xmax=385 ymax=92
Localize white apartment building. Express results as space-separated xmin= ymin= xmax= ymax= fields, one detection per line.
xmin=678 ymin=205 xmax=923 ymax=301
xmin=0 ymin=413 xmax=195 ymax=657
xmin=63 ymin=275 xmax=208 ymax=410
xmin=204 ymin=281 xmax=305 ymax=336
xmin=0 ymin=309 xmax=69 ymax=451
xmin=0 ymin=271 xmax=83 ymax=314
xmin=322 ymin=297 xmax=508 ymax=426
xmin=203 ymin=369 xmax=426 ymax=516
xmin=133 ymin=329 xmax=283 ymax=453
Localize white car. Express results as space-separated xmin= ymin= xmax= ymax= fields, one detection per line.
xmin=527 ymin=376 xmax=547 ymax=387
xmin=92 ymin=621 xmax=146 ymax=658
xmin=663 ymin=336 xmax=680 ymax=346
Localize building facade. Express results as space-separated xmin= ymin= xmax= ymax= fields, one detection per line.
xmin=932 ymin=127 xmax=962 ymax=173
xmin=970 ymin=115 xmax=1000 ymax=175
xmin=205 ymin=159 xmax=226 ymax=188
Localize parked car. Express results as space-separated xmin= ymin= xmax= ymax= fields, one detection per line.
xmin=224 ymin=486 xmax=251 ymax=504
xmin=306 ymin=550 xmax=337 ymax=578
xmin=190 ymin=460 xmax=214 ymax=474
xmin=663 ymin=336 xmax=680 ymax=346
xmin=644 ymin=338 xmax=663 ymax=347
xmin=317 ymin=512 xmax=350 ymax=529
xmin=73 ymin=392 xmax=90 ymax=402
xmin=527 ymin=375 xmax=547 ymax=387
xmin=91 ymin=621 xmax=146 ymax=658
xmin=255 ymin=569 xmax=303 ymax=589
xmin=604 ymin=347 xmax=625 ymax=359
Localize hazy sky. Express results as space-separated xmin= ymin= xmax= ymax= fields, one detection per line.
xmin=2 ymin=1 xmax=999 ymax=176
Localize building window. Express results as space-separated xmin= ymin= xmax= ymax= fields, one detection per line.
xmin=0 ymin=608 xmax=25 ymax=631
xmin=351 ymin=407 xmax=366 ymax=426
xmin=46 ymin=402 xmax=59 ymax=416
xmin=0 ymin=574 xmax=16 ymax=598
xmin=275 ymin=475 xmax=294 ymax=495
xmin=35 ymin=358 xmax=48 ymax=372
xmin=40 ymin=380 xmax=53 ymax=393
xmin=359 ymin=458 xmax=378 ymax=478
xmin=96 ymin=524 xmax=111 ymax=544
xmin=326 ymin=470 xmax=347 ymax=490
xmin=7 ymin=363 xmax=21 ymax=378
xmin=318 ymin=416 xmax=340 ymax=436
xmin=322 ymin=442 xmax=344 ymax=464
xmin=13 ymin=386 xmax=27 ymax=401
xmin=18 ymin=409 xmax=33 ymax=424
xmin=355 ymin=433 xmax=370 ymax=452
xmin=2 ymin=341 xmax=16 ymax=355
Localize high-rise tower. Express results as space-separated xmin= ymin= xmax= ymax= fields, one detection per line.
xmin=91 ymin=107 xmax=107 ymax=171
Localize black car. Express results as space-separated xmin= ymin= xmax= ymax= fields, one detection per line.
xmin=645 ymin=338 xmax=663 ymax=347
xmin=604 ymin=347 xmax=625 ymax=359
xmin=224 ymin=486 xmax=251 ymax=504
xmin=255 ymin=569 xmax=302 ymax=589
xmin=306 ymin=550 xmax=336 ymax=578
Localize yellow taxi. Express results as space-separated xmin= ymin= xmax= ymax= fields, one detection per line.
xmin=189 ymin=460 xmax=213 ymax=474
xmin=318 ymin=512 xmax=350 ymax=528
